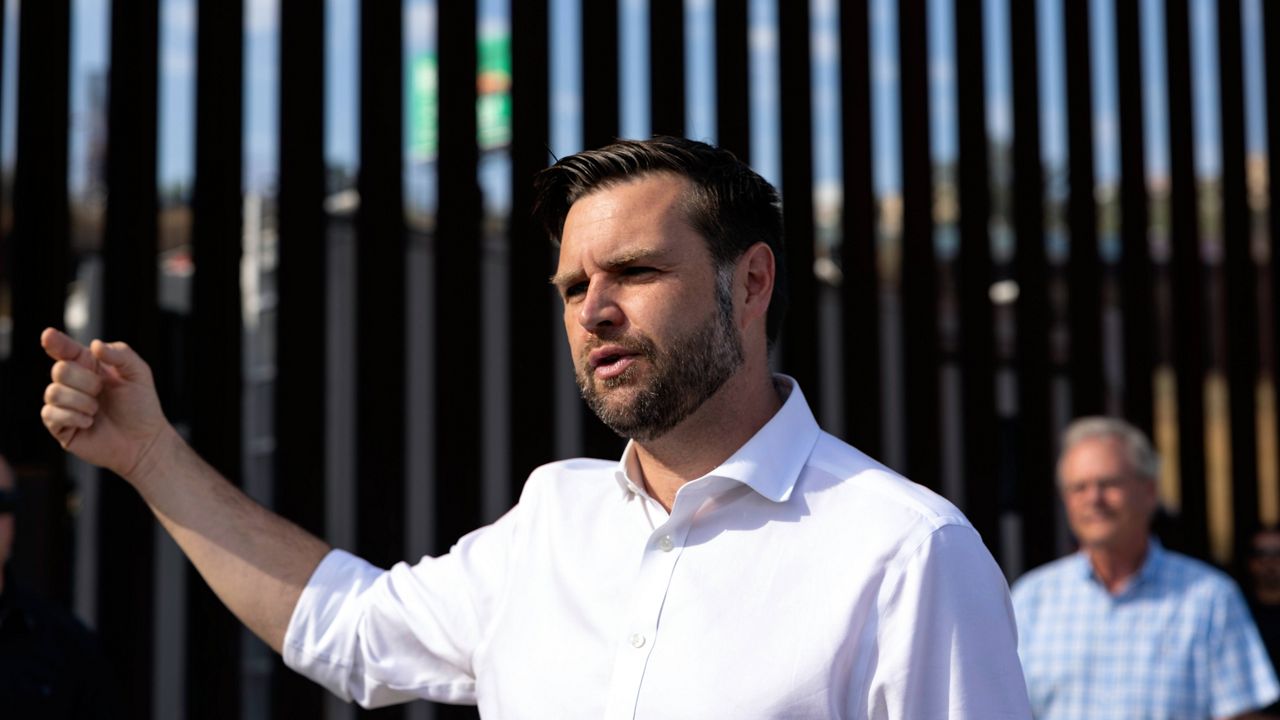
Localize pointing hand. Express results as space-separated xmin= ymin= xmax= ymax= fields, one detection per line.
xmin=40 ymin=328 xmax=173 ymax=480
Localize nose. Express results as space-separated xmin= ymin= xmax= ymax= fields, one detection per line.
xmin=576 ymin=280 xmax=624 ymax=334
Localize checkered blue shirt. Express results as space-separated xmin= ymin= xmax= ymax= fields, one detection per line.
xmin=1012 ymin=540 xmax=1279 ymax=719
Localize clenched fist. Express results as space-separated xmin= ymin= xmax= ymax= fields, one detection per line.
xmin=40 ymin=327 xmax=175 ymax=480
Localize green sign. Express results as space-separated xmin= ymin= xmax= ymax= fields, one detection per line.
xmin=408 ymin=29 xmax=512 ymax=160
xmin=410 ymin=54 xmax=439 ymax=159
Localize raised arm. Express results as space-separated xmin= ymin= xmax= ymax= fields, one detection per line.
xmin=39 ymin=327 xmax=331 ymax=653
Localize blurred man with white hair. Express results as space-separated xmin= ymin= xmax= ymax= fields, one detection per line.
xmin=1013 ymin=416 xmax=1279 ymax=719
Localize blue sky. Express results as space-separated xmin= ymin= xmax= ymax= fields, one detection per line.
xmin=54 ymin=0 xmax=1275 ymax=203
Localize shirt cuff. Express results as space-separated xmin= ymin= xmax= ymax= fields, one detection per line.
xmin=282 ymin=548 xmax=385 ymax=702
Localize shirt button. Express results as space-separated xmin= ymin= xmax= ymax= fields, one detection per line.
xmin=658 ymin=536 xmax=674 ymax=552
xmin=630 ymin=633 xmax=646 ymax=648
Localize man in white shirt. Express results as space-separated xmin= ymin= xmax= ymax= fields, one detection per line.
xmin=39 ymin=137 xmax=1031 ymax=718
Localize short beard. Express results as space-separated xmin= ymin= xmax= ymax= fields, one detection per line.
xmin=576 ymin=268 xmax=745 ymax=442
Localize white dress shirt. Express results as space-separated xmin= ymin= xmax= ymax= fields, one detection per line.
xmin=283 ymin=378 xmax=1032 ymax=718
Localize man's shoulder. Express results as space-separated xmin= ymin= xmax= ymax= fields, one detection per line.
xmin=799 ymin=432 xmax=976 ymax=553
xmin=529 ymin=457 xmax=618 ymax=478
xmin=515 ymin=457 xmax=620 ymax=502
xmin=806 ymin=431 xmax=970 ymax=523
xmin=1155 ymin=547 xmax=1244 ymax=599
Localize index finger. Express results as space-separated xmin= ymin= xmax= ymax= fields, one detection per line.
xmin=41 ymin=327 xmax=99 ymax=372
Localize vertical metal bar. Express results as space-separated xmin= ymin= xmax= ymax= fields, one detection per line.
xmin=5 ymin=0 xmax=72 ymax=603
xmin=436 ymin=0 xmax=484 ymax=558
xmin=582 ymin=0 xmax=620 ymax=151
xmin=355 ymin=0 xmax=407 ymax=573
xmin=1010 ymin=0 xmax=1056 ymax=569
xmin=953 ymin=0 xmax=998 ymax=545
xmin=98 ymin=0 xmax=161 ymax=716
xmin=356 ymin=5 xmax=411 ymax=706
xmin=356 ymin=8 xmax=408 ymax=714
xmin=510 ymin=0 xmax=556 ymax=489
xmin=579 ymin=0 xmax=627 ymax=460
xmin=188 ymin=0 xmax=244 ymax=715
xmin=650 ymin=0 xmax=685 ymax=137
xmin=272 ymin=0 xmax=326 ymax=715
xmin=1218 ymin=0 xmax=1257 ymax=568
xmin=1063 ymin=0 xmax=1103 ymax=418
xmin=1165 ymin=0 xmax=1208 ymax=557
xmin=1116 ymin=0 xmax=1155 ymax=439
xmin=715 ymin=0 xmax=750 ymax=162
xmin=1268 ymin=0 xmax=1280 ymax=519
xmin=898 ymin=0 xmax=940 ymax=490
xmin=779 ymin=0 xmax=819 ymax=396
xmin=839 ymin=0 xmax=880 ymax=454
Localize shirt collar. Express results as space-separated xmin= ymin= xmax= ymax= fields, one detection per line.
xmin=1077 ymin=536 xmax=1166 ymax=592
xmin=612 ymin=374 xmax=821 ymax=504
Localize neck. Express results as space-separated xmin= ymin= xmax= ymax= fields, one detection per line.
xmin=1085 ymin=535 xmax=1150 ymax=594
xmin=632 ymin=366 xmax=782 ymax=511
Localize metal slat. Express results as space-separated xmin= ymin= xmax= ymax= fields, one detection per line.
xmin=779 ymin=0 xmax=819 ymax=397
xmin=1218 ymin=0 xmax=1257 ymax=569
xmin=839 ymin=0 xmax=881 ymax=455
xmin=1268 ymin=0 xmax=1280 ymax=527
xmin=6 ymin=0 xmax=72 ymax=606
xmin=354 ymin=0 xmax=407 ymax=567
xmin=272 ymin=0 xmax=327 ymax=715
xmin=582 ymin=0 xmax=620 ymax=151
xmin=509 ymin=0 xmax=557 ymax=491
xmin=1116 ymin=0 xmax=1156 ymax=439
xmin=435 ymin=0 xmax=484 ymax=565
xmin=1165 ymin=0 xmax=1209 ymax=558
xmin=354 ymin=3 xmax=406 ymax=718
xmin=187 ymin=0 xmax=245 ymax=715
xmin=1064 ymin=0 xmax=1103 ymax=418
xmin=954 ymin=0 xmax=998 ymax=545
xmin=898 ymin=0 xmax=941 ymax=490
xmin=715 ymin=0 xmax=750 ymax=162
xmin=1010 ymin=0 xmax=1056 ymax=571
xmin=650 ymin=0 xmax=685 ymax=138
xmin=98 ymin=0 xmax=161 ymax=716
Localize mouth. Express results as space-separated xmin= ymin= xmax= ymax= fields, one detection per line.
xmin=588 ymin=346 xmax=641 ymax=381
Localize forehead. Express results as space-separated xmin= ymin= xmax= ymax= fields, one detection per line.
xmin=557 ymin=173 xmax=703 ymax=263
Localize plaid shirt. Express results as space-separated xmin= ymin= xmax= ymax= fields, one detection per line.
xmin=1012 ymin=540 xmax=1279 ymax=719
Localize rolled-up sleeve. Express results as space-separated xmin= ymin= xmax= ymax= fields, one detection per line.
xmin=282 ymin=509 xmax=516 ymax=709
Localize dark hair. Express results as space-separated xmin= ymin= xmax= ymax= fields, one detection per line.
xmin=532 ymin=136 xmax=789 ymax=346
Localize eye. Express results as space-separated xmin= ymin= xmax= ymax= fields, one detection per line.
xmin=562 ymin=282 xmax=588 ymax=300
xmin=621 ymin=266 xmax=657 ymax=279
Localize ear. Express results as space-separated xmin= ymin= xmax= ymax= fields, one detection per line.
xmin=736 ymin=242 xmax=775 ymax=331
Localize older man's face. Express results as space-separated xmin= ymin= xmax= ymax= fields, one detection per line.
xmin=1059 ymin=436 xmax=1158 ymax=552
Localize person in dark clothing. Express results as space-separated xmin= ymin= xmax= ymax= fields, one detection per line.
xmin=1250 ymin=527 xmax=1280 ymax=718
xmin=0 ymin=455 xmax=115 ymax=719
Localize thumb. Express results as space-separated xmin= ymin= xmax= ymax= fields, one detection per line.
xmin=90 ymin=340 xmax=148 ymax=381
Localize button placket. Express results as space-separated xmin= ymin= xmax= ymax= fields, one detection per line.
xmin=601 ymin=506 xmax=701 ymax=718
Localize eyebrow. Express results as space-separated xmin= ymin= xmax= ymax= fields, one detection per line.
xmin=548 ymin=247 xmax=664 ymax=288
